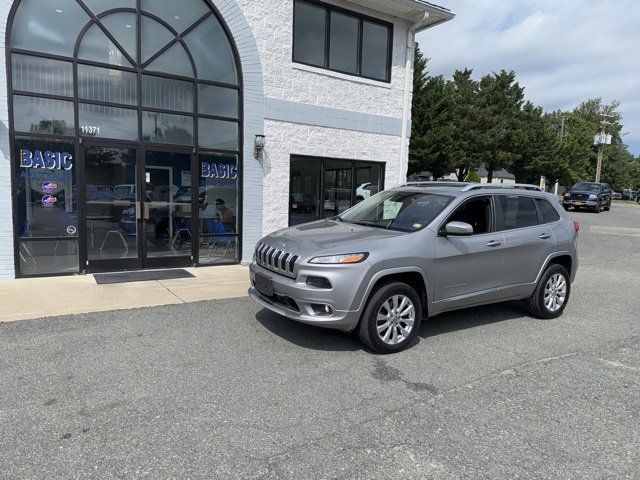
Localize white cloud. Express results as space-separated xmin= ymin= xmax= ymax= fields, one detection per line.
xmin=417 ymin=0 xmax=640 ymax=155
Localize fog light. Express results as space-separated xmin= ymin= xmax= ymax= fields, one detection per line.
xmin=306 ymin=276 xmax=332 ymax=289
xmin=311 ymin=304 xmax=333 ymax=315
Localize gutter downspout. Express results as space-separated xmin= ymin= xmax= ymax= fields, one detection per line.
xmin=398 ymin=14 xmax=428 ymax=186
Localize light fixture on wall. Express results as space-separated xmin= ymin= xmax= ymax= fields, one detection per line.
xmin=254 ymin=134 xmax=266 ymax=159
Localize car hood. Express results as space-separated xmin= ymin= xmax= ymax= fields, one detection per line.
xmin=260 ymin=219 xmax=405 ymax=256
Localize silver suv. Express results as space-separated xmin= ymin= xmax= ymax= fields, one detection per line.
xmin=249 ymin=183 xmax=579 ymax=353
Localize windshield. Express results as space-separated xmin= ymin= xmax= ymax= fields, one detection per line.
xmin=573 ymin=183 xmax=600 ymax=192
xmin=340 ymin=191 xmax=454 ymax=232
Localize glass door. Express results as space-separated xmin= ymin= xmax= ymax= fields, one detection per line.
xmin=142 ymin=149 xmax=194 ymax=269
xmin=84 ymin=145 xmax=141 ymax=272
xmin=83 ymin=145 xmax=194 ymax=272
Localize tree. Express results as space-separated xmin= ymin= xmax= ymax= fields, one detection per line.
xmin=450 ymin=69 xmax=481 ymax=181
xmin=409 ymin=46 xmax=456 ymax=179
xmin=474 ymin=70 xmax=525 ymax=182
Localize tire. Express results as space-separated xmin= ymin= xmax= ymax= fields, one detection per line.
xmin=358 ymin=282 xmax=422 ymax=354
xmin=604 ymin=202 xmax=611 ymax=211
xmin=563 ymin=205 xmax=570 ymax=211
xmin=593 ymin=203 xmax=600 ymax=214
xmin=527 ymin=264 xmax=571 ymax=319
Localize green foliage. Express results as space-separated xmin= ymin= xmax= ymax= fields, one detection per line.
xmin=465 ymin=171 xmax=481 ymax=183
xmin=409 ymin=48 xmax=639 ymax=188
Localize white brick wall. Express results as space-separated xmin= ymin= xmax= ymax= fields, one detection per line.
xmin=237 ymin=0 xmax=410 ymax=118
xmin=0 ymin=0 xmax=13 ymax=279
xmin=262 ymin=119 xmax=402 ymax=234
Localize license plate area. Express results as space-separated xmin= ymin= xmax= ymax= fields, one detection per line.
xmin=574 ymin=201 xmax=584 ymax=205
xmin=254 ymin=273 xmax=274 ymax=297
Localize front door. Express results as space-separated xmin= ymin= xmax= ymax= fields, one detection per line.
xmin=82 ymin=144 xmax=194 ymax=273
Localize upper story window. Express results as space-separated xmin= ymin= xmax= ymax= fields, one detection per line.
xmin=293 ymin=0 xmax=393 ymax=82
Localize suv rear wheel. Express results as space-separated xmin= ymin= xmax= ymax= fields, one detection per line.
xmin=358 ymin=282 xmax=422 ymax=354
xmin=527 ymin=264 xmax=571 ymax=319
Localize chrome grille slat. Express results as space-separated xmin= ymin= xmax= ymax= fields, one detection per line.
xmin=255 ymin=243 xmax=299 ymax=278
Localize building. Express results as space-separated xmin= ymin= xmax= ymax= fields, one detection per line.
xmin=0 ymin=0 xmax=453 ymax=279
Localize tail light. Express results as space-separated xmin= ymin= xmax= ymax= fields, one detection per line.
xmin=573 ymin=221 xmax=580 ymax=232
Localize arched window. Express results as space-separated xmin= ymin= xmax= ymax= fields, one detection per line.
xmin=8 ymin=0 xmax=242 ymax=276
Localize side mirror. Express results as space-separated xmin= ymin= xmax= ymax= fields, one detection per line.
xmin=442 ymin=221 xmax=474 ymax=236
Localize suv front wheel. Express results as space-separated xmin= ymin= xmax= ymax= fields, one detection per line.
xmin=358 ymin=282 xmax=423 ymax=354
xmin=527 ymin=264 xmax=571 ymax=319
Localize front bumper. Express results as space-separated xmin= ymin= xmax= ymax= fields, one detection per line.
xmin=563 ymin=199 xmax=598 ymax=208
xmin=248 ymin=262 xmax=365 ymax=332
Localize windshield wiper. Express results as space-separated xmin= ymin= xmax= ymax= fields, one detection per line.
xmin=348 ymin=220 xmax=387 ymax=229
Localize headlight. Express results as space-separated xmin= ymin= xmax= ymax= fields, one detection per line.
xmin=309 ymin=253 xmax=368 ymax=264
xmin=589 ymin=194 xmax=597 ymax=200
xmin=564 ymin=192 xmax=571 ymax=197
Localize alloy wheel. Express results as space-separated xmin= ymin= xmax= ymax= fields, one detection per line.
xmin=544 ymin=273 xmax=567 ymax=312
xmin=376 ymin=295 xmax=415 ymax=345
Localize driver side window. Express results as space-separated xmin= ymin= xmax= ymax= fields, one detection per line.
xmin=448 ymin=197 xmax=492 ymax=234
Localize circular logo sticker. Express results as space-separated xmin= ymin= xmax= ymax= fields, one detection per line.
xmin=41 ymin=195 xmax=58 ymax=208
xmin=66 ymin=225 xmax=77 ymax=236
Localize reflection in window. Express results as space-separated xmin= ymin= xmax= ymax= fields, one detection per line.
xmin=198 ymin=119 xmax=238 ymax=150
xmin=100 ymin=13 xmax=138 ymax=60
xmin=12 ymin=55 xmax=73 ymax=97
xmin=199 ymin=153 xmax=239 ymax=264
xmin=146 ymin=42 xmax=195 ymax=78
xmin=82 ymin=0 xmax=135 ymax=15
xmin=324 ymin=160 xmax=353 ymax=217
xmin=143 ymin=111 xmax=194 ymax=145
xmin=78 ymin=23 xmax=133 ymax=67
xmin=329 ymin=12 xmax=359 ymax=74
xmin=10 ymin=0 xmax=89 ymax=57
xmin=13 ymin=96 xmax=74 ymax=135
xmin=141 ymin=15 xmax=176 ymax=63
xmin=78 ymin=65 xmax=138 ymax=106
xmin=198 ymin=85 xmax=238 ymax=118
xmin=142 ymin=0 xmax=209 ymax=33
xmin=293 ymin=0 xmax=392 ymax=82
xmin=361 ymin=21 xmax=391 ymax=81
xmin=293 ymin=1 xmax=327 ymax=67
xmin=79 ymin=103 xmax=139 ymax=141
xmin=184 ymin=16 xmax=238 ymax=84
xmin=142 ymin=75 xmax=194 ymax=113
xmin=290 ymin=158 xmax=322 ymax=225
xmin=290 ymin=157 xmax=384 ymax=226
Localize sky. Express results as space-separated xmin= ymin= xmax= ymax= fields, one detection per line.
xmin=416 ymin=0 xmax=640 ymax=156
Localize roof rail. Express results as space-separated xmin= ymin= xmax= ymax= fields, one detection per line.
xmin=461 ymin=183 xmax=543 ymax=192
xmin=402 ymin=181 xmax=470 ymax=188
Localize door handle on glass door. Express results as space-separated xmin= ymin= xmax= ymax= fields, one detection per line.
xmin=539 ymin=233 xmax=552 ymax=240
xmin=486 ymin=240 xmax=502 ymax=247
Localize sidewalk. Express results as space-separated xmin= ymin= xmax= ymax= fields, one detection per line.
xmin=0 ymin=265 xmax=251 ymax=323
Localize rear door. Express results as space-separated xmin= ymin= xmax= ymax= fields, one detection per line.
xmin=496 ymin=195 xmax=557 ymax=298
xmin=433 ymin=195 xmax=506 ymax=312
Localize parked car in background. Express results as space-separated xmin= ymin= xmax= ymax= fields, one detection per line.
xmin=612 ymin=191 xmax=622 ymax=200
xmin=355 ymin=183 xmax=372 ymax=202
xmin=563 ymin=182 xmax=612 ymax=213
xmin=250 ymin=183 xmax=579 ymax=353
xmin=621 ymin=189 xmax=633 ymax=201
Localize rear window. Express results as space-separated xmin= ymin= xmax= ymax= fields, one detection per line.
xmin=496 ymin=195 xmax=539 ymax=230
xmin=536 ymin=198 xmax=561 ymax=224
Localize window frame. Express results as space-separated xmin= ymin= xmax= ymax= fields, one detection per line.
xmin=534 ymin=198 xmax=562 ymax=225
xmin=438 ymin=195 xmax=496 ymax=236
xmin=494 ymin=194 xmax=543 ymax=232
xmin=292 ymin=0 xmax=393 ymax=83
xmin=288 ymin=155 xmax=386 ymax=226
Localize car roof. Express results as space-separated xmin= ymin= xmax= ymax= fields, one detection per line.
xmin=393 ymin=182 xmax=546 ymax=197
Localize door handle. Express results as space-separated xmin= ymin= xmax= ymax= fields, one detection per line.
xmin=135 ymin=202 xmax=141 ymax=220
xmin=144 ymin=202 xmax=150 ymax=221
xmin=539 ymin=233 xmax=552 ymax=240
xmin=486 ymin=240 xmax=502 ymax=247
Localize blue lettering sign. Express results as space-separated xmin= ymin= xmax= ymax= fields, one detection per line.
xmin=19 ymin=149 xmax=73 ymax=171
xmin=201 ymin=162 xmax=238 ymax=180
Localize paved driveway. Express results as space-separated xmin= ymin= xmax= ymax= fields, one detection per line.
xmin=1 ymin=203 xmax=639 ymax=479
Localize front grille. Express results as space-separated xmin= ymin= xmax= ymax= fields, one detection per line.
xmin=255 ymin=243 xmax=300 ymax=278
xmin=571 ymin=193 xmax=590 ymax=200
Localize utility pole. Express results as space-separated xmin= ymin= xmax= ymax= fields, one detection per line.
xmin=594 ymin=114 xmax=614 ymax=183
xmin=554 ymin=116 xmax=566 ymax=195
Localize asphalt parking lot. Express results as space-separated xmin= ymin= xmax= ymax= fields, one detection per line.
xmin=1 ymin=203 xmax=639 ymax=479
